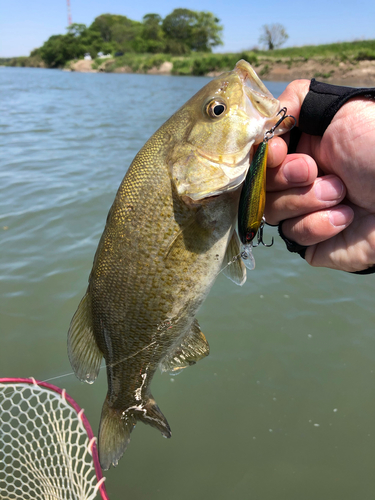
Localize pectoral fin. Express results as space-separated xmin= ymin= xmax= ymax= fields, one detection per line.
xmin=160 ymin=319 xmax=210 ymax=375
xmin=67 ymin=292 xmax=103 ymax=383
xmin=222 ymin=231 xmax=247 ymax=286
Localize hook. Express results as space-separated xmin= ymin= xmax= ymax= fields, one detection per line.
xmin=264 ymin=107 xmax=297 ymax=142
xmin=254 ymin=217 xmax=274 ymax=247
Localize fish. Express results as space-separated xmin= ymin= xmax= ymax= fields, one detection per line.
xmin=67 ymin=60 xmax=283 ymax=470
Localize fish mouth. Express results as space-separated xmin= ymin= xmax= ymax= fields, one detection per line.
xmin=235 ymin=60 xmax=295 ymax=136
xmin=234 ymin=59 xmax=280 ymax=128
xmin=235 ymin=60 xmax=280 ymax=119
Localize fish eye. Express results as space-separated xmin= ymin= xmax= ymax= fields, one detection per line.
xmin=206 ymin=100 xmax=227 ymax=119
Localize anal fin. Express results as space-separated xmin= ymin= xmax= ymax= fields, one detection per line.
xmin=160 ymin=319 xmax=210 ymax=375
xmin=222 ymin=230 xmax=247 ymax=286
xmin=67 ymin=292 xmax=103 ymax=384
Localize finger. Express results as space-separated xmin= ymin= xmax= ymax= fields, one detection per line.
xmin=265 ymin=175 xmax=346 ymax=225
xmin=306 ymin=208 xmax=375 ymax=271
xmin=267 ymin=136 xmax=288 ymax=169
xmin=277 ymin=79 xmax=311 ymax=123
xmin=267 ymin=153 xmax=318 ymax=192
xmin=280 ymin=205 xmax=354 ymax=247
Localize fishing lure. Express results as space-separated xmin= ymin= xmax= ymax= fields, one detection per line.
xmin=238 ymin=107 xmax=296 ymax=269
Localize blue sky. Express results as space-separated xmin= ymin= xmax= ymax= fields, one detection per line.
xmin=1 ymin=0 xmax=374 ymax=57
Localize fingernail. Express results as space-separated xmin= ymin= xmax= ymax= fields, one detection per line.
xmin=329 ymin=207 xmax=353 ymax=227
xmin=315 ymin=177 xmax=344 ymax=201
xmin=284 ymin=159 xmax=309 ymax=183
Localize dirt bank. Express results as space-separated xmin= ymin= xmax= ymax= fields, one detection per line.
xmin=255 ymin=59 xmax=375 ymax=86
xmin=68 ymin=59 xmax=98 ymax=73
xmin=69 ymin=58 xmax=375 ymax=86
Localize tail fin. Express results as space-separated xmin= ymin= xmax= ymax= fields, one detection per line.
xmin=98 ymin=395 xmax=171 ymax=470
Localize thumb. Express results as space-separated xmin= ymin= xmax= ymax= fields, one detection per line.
xmin=278 ymin=79 xmax=311 ymax=123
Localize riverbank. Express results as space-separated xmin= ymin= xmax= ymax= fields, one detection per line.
xmin=4 ymin=39 xmax=375 ymax=86
xmin=66 ymin=56 xmax=375 ymax=86
xmin=255 ymin=58 xmax=375 ymax=86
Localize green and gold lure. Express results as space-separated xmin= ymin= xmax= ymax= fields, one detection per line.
xmin=238 ymin=107 xmax=295 ymax=269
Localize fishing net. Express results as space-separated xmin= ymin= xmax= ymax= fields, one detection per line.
xmin=0 ymin=378 xmax=109 ymax=500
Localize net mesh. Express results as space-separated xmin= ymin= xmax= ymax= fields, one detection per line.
xmin=0 ymin=380 xmax=106 ymax=500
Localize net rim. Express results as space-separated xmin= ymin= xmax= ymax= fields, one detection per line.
xmin=0 ymin=377 xmax=109 ymax=500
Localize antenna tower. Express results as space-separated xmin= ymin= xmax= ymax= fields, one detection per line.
xmin=67 ymin=0 xmax=72 ymax=25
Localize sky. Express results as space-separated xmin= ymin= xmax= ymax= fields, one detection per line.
xmin=0 ymin=0 xmax=374 ymax=57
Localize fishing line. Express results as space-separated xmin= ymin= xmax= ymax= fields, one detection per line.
xmin=2 ymin=343 xmax=155 ymax=401
xmin=42 ymin=341 xmax=160 ymax=385
xmin=215 ymin=251 xmax=243 ymax=279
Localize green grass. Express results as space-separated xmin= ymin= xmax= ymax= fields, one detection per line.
xmin=255 ymin=39 xmax=375 ymax=62
xmin=99 ymin=53 xmax=171 ymax=72
xmin=98 ymin=40 xmax=375 ymax=75
xmin=3 ymin=39 xmax=375 ymax=73
xmin=97 ymin=50 xmax=258 ymax=75
xmin=314 ymin=70 xmax=334 ymax=79
xmin=0 ymin=55 xmax=44 ymax=67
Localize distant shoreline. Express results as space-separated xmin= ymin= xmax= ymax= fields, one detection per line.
xmin=64 ymin=57 xmax=375 ymax=87
xmin=3 ymin=38 xmax=375 ymax=87
xmin=2 ymin=56 xmax=375 ymax=87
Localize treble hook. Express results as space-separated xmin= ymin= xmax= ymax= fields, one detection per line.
xmin=264 ymin=107 xmax=297 ymax=142
xmin=253 ymin=216 xmax=274 ymax=247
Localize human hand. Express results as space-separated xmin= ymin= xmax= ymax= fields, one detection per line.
xmin=266 ymin=80 xmax=375 ymax=273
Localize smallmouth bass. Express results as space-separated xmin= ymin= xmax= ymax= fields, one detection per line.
xmin=68 ymin=60 xmax=283 ymax=470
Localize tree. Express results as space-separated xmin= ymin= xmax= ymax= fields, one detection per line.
xmin=39 ymin=23 xmax=106 ymax=67
xmin=190 ymin=11 xmax=223 ymax=52
xmin=89 ymin=14 xmax=142 ymax=52
xmin=142 ymin=14 xmax=163 ymax=40
xmin=162 ymin=8 xmax=196 ymax=54
xmin=141 ymin=14 xmax=166 ymax=53
xmin=66 ymin=23 xmax=87 ymax=38
xmin=259 ymin=24 xmax=289 ymax=50
xmin=39 ymin=33 xmax=85 ymax=67
xmin=36 ymin=9 xmax=225 ymax=66
xmin=162 ymin=8 xmax=223 ymax=54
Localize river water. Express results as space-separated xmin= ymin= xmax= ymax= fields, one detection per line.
xmin=1 ymin=67 xmax=375 ymax=500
